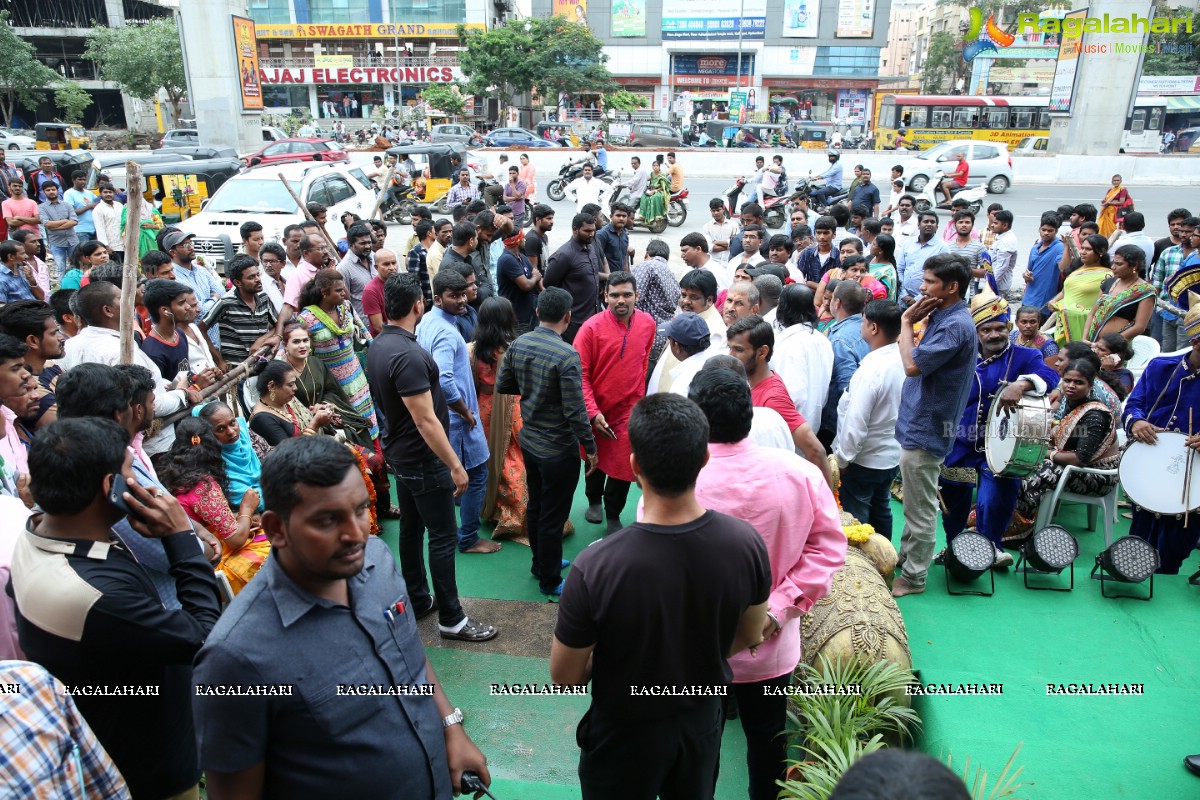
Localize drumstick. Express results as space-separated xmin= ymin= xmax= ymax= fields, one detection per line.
xmin=1188 ymin=411 xmax=1194 ymax=526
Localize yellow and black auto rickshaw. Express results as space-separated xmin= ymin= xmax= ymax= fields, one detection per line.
xmin=385 ymin=143 xmax=470 ymax=212
xmin=35 ymin=123 xmax=90 ymax=151
xmin=87 ymin=157 xmax=243 ymax=223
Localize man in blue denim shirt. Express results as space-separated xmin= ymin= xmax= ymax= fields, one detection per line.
xmin=367 ymin=272 xmax=498 ymax=642
xmin=898 ymin=212 xmax=950 ymax=304
xmin=416 ymin=269 xmax=499 ymax=556
xmin=893 ymin=254 xmax=978 ymax=597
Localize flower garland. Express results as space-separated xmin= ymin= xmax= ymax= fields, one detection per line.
xmin=843 ymin=523 xmax=875 ymax=545
xmin=349 ymin=444 xmax=380 ymax=535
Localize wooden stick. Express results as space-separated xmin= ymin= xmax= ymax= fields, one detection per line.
xmin=119 ymin=162 xmax=144 ymax=365
xmin=159 ymin=345 xmax=274 ymax=427
xmin=368 ymin=162 xmax=398 ymax=221
xmin=275 ymin=173 xmax=339 ymax=256
xmin=1187 ymin=410 xmax=1194 ymax=527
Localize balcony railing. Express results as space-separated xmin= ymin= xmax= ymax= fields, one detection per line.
xmin=34 ymin=56 xmax=101 ymax=81
xmin=258 ymin=56 xmax=461 ymax=70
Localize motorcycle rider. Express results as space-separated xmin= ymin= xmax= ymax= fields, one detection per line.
xmin=808 ymin=149 xmax=844 ymax=208
xmin=745 ymin=155 xmax=786 ymax=206
xmin=626 ymin=156 xmax=648 ymax=207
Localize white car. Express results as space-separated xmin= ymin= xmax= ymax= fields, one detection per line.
xmin=175 ymin=161 xmax=377 ymax=271
xmin=899 ymin=140 xmax=1014 ymax=194
xmin=0 ymin=129 xmax=36 ymax=150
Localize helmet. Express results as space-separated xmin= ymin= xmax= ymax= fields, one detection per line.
xmin=826 ymin=149 xmax=840 ymax=159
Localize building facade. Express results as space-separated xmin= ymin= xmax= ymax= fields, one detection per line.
xmin=529 ymin=0 xmax=893 ymax=127
xmin=248 ymin=0 xmax=504 ymax=120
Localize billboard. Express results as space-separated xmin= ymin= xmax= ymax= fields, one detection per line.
xmin=1048 ymin=8 xmax=1087 ymax=113
xmin=782 ymin=0 xmax=820 ymax=38
xmin=836 ymin=0 xmax=876 ymax=37
xmin=232 ymin=16 xmax=263 ymax=111
xmin=612 ymin=0 xmax=646 ymax=37
xmin=554 ymin=0 xmax=589 ymax=26
xmin=662 ymin=0 xmax=767 ymax=40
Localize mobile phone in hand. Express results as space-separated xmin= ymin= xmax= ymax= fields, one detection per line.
xmin=109 ymin=472 xmax=146 ymax=522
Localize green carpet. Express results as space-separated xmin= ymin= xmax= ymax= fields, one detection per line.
xmin=380 ymin=477 xmax=1200 ymax=798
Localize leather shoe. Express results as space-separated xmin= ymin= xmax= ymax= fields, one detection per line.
xmin=1185 ymin=755 xmax=1200 ymax=777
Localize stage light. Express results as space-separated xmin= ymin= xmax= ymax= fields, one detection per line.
xmin=1018 ymin=525 xmax=1079 ymax=591
xmin=944 ymin=531 xmax=995 ymax=596
xmin=1092 ymin=535 xmax=1159 ymax=600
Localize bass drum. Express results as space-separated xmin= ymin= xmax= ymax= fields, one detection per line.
xmin=984 ymin=392 xmax=1051 ymax=478
xmin=1119 ymin=431 xmax=1200 ymax=515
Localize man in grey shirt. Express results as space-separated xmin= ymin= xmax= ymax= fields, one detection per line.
xmin=38 ymin=183 xmax=78 ymax=271
xmin=626 ymin=156 xmax=648 ymax=206
xmin=336 ymin=221 xmax=375 ymax=319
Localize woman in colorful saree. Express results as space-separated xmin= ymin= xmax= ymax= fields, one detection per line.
xmin=1082 ymin=244 xmax=1155 ymax=343
xmin=1097 ymin=174 xmax=1132 ymax=238
xmin=1048 ymin=233 xmax=1111 ymax=344
xmin=638 ymin=160 xmax=671 ymax=225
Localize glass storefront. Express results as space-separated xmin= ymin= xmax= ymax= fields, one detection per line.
xmin=388 ymin=0 xmax=467 ymax=24
xmin=263 ymin=86 xmax=309 ymax=111
xmin=309 ymin=0 xmax=372 ymax=24
xmin=317 ymin=86 xmax=386 ymax=119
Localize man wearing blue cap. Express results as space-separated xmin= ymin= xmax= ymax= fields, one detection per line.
xmin=662 ymin=312 xmax=718 ymax=398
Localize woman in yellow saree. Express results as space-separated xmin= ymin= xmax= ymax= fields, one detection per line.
xmin=1097 ymin=174 xmax=1132 ymax=238
xmin=1048 ymin=233 xmax=1111 ymax=344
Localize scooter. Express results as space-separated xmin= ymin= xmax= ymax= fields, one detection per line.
xmin=724 ymin=176 xmax=795 ymax=230
xmin=608 ymin=171 xmax=669 ymax=234
xmin=798 ymin=175 xmax=849 ymax=215
xmin=667 ymin=188 xmax=688 ymax=227
xmin=378 ymin=183 xmax=417 ymax=225
xmin=545 ymin=157 xmax=612 ymax=202
xmin=912 ymin=169 xmax=986 ymax=215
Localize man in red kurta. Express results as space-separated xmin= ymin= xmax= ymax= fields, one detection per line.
xmin=575 ymin=270 xmax=657 ymax=533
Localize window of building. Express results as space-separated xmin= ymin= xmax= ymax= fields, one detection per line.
xmin=248 ymin=0 xmax=291 ymax=24
xmin=389 ymin=0 xmax=468 ymax=23
xmin=263 ymin=86 xmax=309 ymax=110
xmin=813 ymin=47 xmax=882 ymax=76
xmin=310 ymin=0 xmax=372 ymax=23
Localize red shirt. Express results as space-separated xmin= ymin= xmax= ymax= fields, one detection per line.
xmin=751 ymin=371 xmax=806 ymax=432
xmin=361 ymin=276 xmax=386 ymax=336
xmin=951 ymin=160 xmax=969 ymax=184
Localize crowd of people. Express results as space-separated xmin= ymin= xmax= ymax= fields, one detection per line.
xmin=0 ymin=143 xmax=1198 ymax=799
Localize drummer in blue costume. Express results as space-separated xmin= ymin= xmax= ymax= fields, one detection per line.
xmin=1123 ymin=303 xmax=1200 ymax=574
xmin=937 ymin=292 xmax=1060 ymax=566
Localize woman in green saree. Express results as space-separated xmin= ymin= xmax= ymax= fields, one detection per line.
xmin=638 ymin=160 xmax=671 ymax=225
xmin=1082 ymin=244 xmax=1155 ymax=342
xmin=120 ymin=201 xmax=163 ymax=259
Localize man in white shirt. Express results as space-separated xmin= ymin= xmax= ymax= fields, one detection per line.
xmin=1114 ymin=211 xmax=1155 ymax=265
xmin=704 ymin=200 xmax=739 ymax=265
xmin=566 ymin=163 xmax=610 ymax=213
xmin=91 ymin=183 xmax=124 ymax=261
xmin=893 ymin=195 xmax=918 ymax=243
xmin=681 ymin=232 xmax=733 ymax=293
xmin=834 ymin=298 xmax=905 ymax=536
xmin=736 ymin=226 xmax=767 ymax=270
xmin=626 ymin=156 xmax=648 ymax=206
xmin=986 ymin=209 xmax=1021 ymax=300
xmin=651 ymin=313 xmax=718 ymax=397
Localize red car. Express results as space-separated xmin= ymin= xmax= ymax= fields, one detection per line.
xmin=243 ymin=138 xmax=349 ymax=168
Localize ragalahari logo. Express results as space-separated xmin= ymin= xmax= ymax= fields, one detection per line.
xmin=963 ymin=7 xmax=1017 ymax=62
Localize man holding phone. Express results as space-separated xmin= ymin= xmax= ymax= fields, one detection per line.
xmin=10 ymin=417 xmax=221 ymax=800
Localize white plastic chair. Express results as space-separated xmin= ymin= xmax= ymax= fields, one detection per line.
xmin=1127 ymin=335 xmax=1160 ymax=381
xmin=1034 ymin=465 xmax=1120 ymax=548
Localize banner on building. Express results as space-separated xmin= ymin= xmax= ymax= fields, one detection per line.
xmin=255 ymin=23 xmax=484 ymax=39
xmin=612 ymin=0 xmax=646 ymax=37
xmin=1138 ymin=75 xmax=1200 ymax=95
xmin=233 ymin=16 xmax=263 ymax=111
xmin=1048 ymin=8 xmax=1087 ymax=113
xmin=782 ymin=0 xmax=820 ymax=37
xmin=314 ymin=55 xmax=354 ymax=69
xmin=672 ymin=53 xmax=754 ymax=86
xmin=662 ymin=0 xmax=767 ymax=40
xmin=835 ymin=89 xmax=868 ymax=123
xmin=554 ymin=0 xmax=589 ymax=27
xmin=835 ymin=0 xmax=875 ymax=37
xmin=260 ymin=66 xmax=464 ymax=85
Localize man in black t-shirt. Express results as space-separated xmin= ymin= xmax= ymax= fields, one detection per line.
xmin=551 ymin=393 xmax=770 ymax=800
xmin=523 ymin=204 xmax=555 ymax=272
xmin=365 ymin=272 xmax=498 ymax=643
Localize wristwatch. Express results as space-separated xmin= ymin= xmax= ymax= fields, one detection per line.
xmin=442 ymin=707 xmax=463 ymax=728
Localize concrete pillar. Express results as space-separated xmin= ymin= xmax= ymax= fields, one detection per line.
xmin=1048 ymin=0 xmax=1152 ymax=155
xmin=177 ymin=0 xmax=264 ymax=152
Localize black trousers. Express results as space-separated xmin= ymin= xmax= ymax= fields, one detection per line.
xmin=392 ymin=458 xmax=465 ymax=628
xmin=522 ymin=446 xmax=580 ymax=592
xmin=731 ymin=674 xmax=792 ymax=800
xmin=584 ymin=469 xmax=631 ymax=521
xmin=577 ymin=699 xmax=724 ymax=800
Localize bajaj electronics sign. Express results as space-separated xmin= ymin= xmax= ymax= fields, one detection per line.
xmin=260 ymin=66 xmax=465 ymax=85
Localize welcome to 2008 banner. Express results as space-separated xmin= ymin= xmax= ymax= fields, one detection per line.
xmin=662 ymin=0 xmax=766 ymax=40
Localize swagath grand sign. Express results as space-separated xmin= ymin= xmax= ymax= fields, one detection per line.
xmin=255 ymin=23 xmax=485 ymax=38
xmin=260 ymin=66 xmax=465 ymax=85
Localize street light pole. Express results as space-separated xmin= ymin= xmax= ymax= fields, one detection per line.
xmin=735 ymin=0 xmax=745 ymax=98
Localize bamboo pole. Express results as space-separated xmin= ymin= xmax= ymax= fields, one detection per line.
xmin=275 ymin=173 xmax=339 ymax=256
xmin=368 ymin=162 xmax=397 ymax=221
xmin=119 ymin=162 xmax=144 ymax=365
xmin=159 ymin=345 xmax=274 ymax=427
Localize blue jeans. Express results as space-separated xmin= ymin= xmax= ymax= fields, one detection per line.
xmin=49 ymin=243 xmax=73 ymax=277
xmin=457 ymin=461 xmax=489 ymax=551
xmin=839 ymin=462 xmax=899 ymax=540
xmin=392 ymin=458 xmax=465 ymax=628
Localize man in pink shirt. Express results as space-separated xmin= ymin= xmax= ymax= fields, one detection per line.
xmin=276 ymin=232 xmax=325 ymax=333
xmin=1 ymin=179 xmax=40 ymax=234
xmin=686 ymin=363 xmax=845 ymax=800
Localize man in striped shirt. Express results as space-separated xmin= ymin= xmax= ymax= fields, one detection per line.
xmin=199 ymin=254 xmax=280 ymax=371
xmin=497 ymin=287 xmax=597 ymax=596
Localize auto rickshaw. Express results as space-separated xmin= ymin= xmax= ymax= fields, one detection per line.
xmin=35 ymin=122 xmax=90 ymax=151
xmin=14 ymin=151 xmax=93 ymax=198
xmin=385 ymin=143 xmax=470 ymax=211
xmin=88 ymin=158 xmax=243 ymax=223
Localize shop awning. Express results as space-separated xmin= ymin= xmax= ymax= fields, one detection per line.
xmin=1167 ymin=96 xmax=1200 ymax=111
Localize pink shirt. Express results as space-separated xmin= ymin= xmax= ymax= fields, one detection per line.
xmin=283 ymin=260 xmax=319 ymax=309
xmin=0 ymin=406 xmax=27 ymax=475
xmin=0 ymin=495 xmax=31 ymax=661
xmin=695 ymin=439 xmax=846 ymax=683
xmin=1 ymin=197 xmax=39 ymax=233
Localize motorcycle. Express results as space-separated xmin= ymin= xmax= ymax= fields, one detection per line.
xmin=724 ymin=176 xmax=796 ymax=229
xmin=667 ymin=188 xmax=688 ymax=227
xmin=798 ymin=175 xmax=849 ymax=215
xmin=608 ymin=171 xmax=668 ymax=234
xmin=911 ymin=169 xmax=987 ymax=215
xmin=354 ymin=129 xmax=369 ymax=146
xmin=545 ymin=157 xmax=611 ymax=202
xmin=378 ymin=184 xmax=417 ymax=225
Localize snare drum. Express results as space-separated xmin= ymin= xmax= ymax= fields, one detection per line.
xmin=1119 ymin=431 xmax=1200 ymax=515
xmin=985 ymin=393 xmax=1051 ymax=478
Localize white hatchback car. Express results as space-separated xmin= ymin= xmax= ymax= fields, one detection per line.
xmin=176 ymin=161 xmax=377 ymax=271
xmin=899 ymin=140 xmax=1014 ymax=194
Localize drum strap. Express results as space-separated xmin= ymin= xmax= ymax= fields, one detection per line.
xmin=1140 ymin=359 xmax=1187 ymax=432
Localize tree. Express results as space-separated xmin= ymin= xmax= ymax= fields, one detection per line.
xmin=604 ymin=89 xmax=646 ymax=112
xmin=1143 ymin=10 xmax=1200 ymax=76
xmin=84 ymin=18 xmax=187 ymax=122
xmin=420 ymin=82 xmax=466 ymax=118
xmin=54 ymin=82 xmax=93 ymax=124
xmin=457 ymin=18 xmax=612 ymax=118
xmin=922 ymin=32 xmax=961 ymax=93
xmin=0 ymin=11 xmax=61 ymax=127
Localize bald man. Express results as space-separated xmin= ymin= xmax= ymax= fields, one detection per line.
xmin=362 ymin=248 xmax=400 ymax=336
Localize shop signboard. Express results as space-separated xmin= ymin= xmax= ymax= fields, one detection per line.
xmin=662 ymin=0 xmax=766 ymax=40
